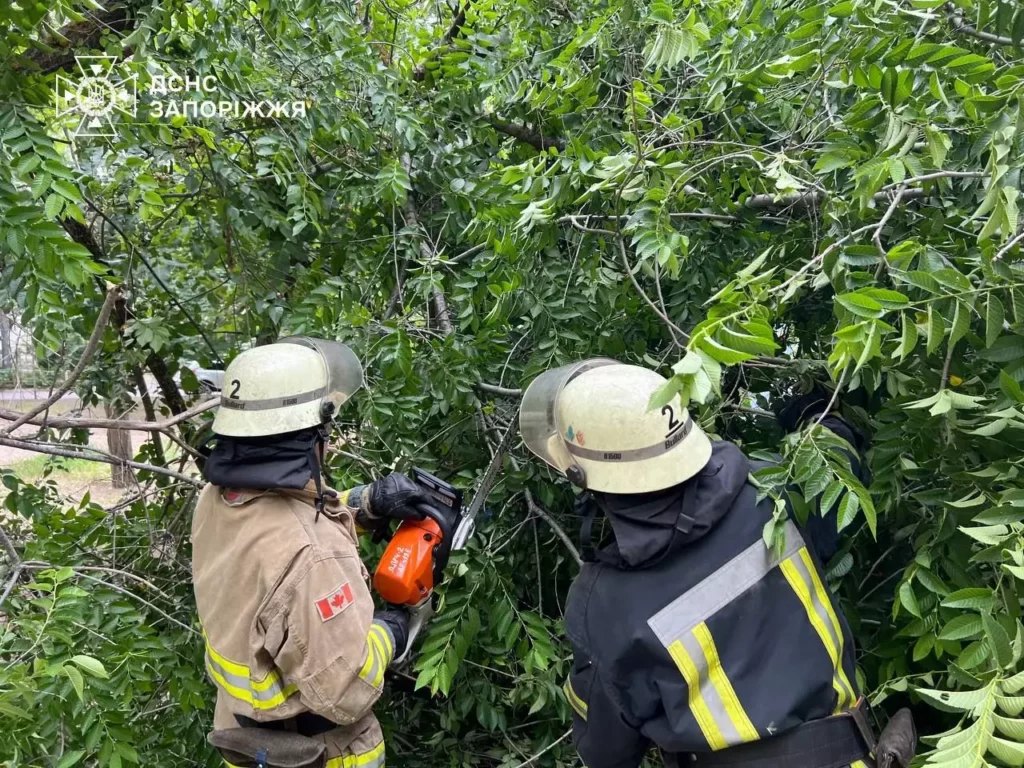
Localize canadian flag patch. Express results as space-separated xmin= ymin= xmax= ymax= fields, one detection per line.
xmin=315 ymin=582 xmax=354 ymax=622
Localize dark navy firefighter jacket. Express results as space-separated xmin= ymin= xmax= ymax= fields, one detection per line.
xmin=563 ymin=422 xmax=865 ymax=768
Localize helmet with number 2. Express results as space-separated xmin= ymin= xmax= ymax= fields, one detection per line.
xmin=212 ymin=337 xmax=363 ymax=438
xmin=519 ymin=360 xmax=712 ymax=494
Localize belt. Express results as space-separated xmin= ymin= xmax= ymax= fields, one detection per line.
xmin=235 ymin=712 xmax=338 ymax=737
xmin=666 ymin=701 xmax=876 ymax=768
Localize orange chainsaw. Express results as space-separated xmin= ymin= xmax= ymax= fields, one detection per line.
xmin=373 ymin=424 xmax=515 ymax=664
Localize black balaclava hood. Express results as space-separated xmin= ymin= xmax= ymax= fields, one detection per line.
xmin=202 ymin=426 xmax=331 ymax=517
xmin=588 ymin=441 xmax=750 ymax=568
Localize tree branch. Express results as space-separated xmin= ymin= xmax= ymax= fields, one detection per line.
xmin=82 ymin=199 xmax=224 ymax=365
xmin=476 ymin=381 xmax=523 ymax=397
xmin=0 ymin=437 xmax=201 ymax=487
xmin=13 ymin=8 xmax=135 ymax=74
xmin=399 ymin=153 xmax=454 ymax=336
xmin=950 ymin=13 xmax=1016 ymax=46
xmin=525 ymin=491 xmax=582 ymax=567
xmin=488 ymin=117 xmax=566 ymax=152
xmin=873 ymin=185 xmax=907 ymax=256
xmin=0 ymin=284 xmax=120 ymax=437
xmin=0 ymin=397 xmax=218 ymax=433
xmin=615 ymin=233 xmax=690 ymax=341
xmin=995 ymin=230 xmax=1024 ymax=261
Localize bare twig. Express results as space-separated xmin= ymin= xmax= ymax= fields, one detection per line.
xmin=22 ymin=562 xmax=176 ymax=602
xmin=525 ymin=490 xmax=582 ymax=567
xmin=873 ymin=185 xmax=907 ymax=256
xmin=0 ymin=437 xmax=200 ymax=487
xmin=0 ymin=564 xmax=25 ymax=610
xmin=616 ymin=234 xmax=690 ymax=341
xmin=0 ymin=284 xmax=120 ymax=437
xmin=0 ymin=397 xmax=218 ymax=433
xmin=812 ymin=366 xmax=848 ymax=430
xmin=510 ymin=729 xmax=573 ymax=768
xmin=995 ymin=230 xmax=1024 ymax=261
xmin=0 ymin=524 xmax=19 ymax=566
xmin=940 ymin=340 xmax=958 ymax=390
xmin=721 ymin=404 xmax=774 ymax=418
xmin=880 ymin=170 xmax=987 ymax=190
xmin=772 ymin=224 xmax=877 ymax=297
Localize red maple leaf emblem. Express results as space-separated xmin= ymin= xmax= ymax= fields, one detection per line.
xmin=315 ymin=583 xmax=354 ymax=622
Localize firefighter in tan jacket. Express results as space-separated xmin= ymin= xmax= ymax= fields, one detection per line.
xmin=192 ymin=337 xmax=435 ymax=768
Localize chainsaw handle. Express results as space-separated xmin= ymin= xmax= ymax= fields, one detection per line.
xmin=413 ymin=502 xmax=454 ymax=584
xmin=392 ymin=599 xmax=433 ymax=667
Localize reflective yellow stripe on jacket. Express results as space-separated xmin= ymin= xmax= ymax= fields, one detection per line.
xmin=779 ymin=547 xmax=856 ymax=714
xmin=358 ymin=621 xmax=395 ymax=688
xmin=563 ymin=679 xmax=588 ymax=720
xmin=226 ymin=741 xmax=385 ymax=768
xmin=203 ymin=631 xmax=297 ymax=710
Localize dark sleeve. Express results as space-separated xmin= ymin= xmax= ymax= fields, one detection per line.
xmin=801 ymin=414 xmax=869 ymax=562
xmin=565 ymin=649 xmax=649 ymax=768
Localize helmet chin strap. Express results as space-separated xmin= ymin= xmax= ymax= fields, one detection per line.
xmin=312 ymin=423 xmax=333 ymax=523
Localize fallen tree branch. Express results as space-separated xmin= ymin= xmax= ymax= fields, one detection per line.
xmin=0 ymin=437 xmax=201 ymax=487
xmin=0 ymin=397 xmax=218 ymax=433
xmin=399 ymin=153 xmax=454 ymax=336
xmin=476 ymin=381 xmax=523 ymax=397
xmin=525 ymin=490 xmax=582 ymax=567
xmin=510 ymin=729 xmax=573 ymax=768
xmin=0 ymin=284 xmax=120 ymax=437
xmin=721 ymin=404 xmax=774 ymax=418
xmin=995 ymin=230 xmax=1024 ymax=261
xmin=950 ymin=13 xmax=1016 ymax=46
xmin=488 ymin=117 xmax=566 ymax=152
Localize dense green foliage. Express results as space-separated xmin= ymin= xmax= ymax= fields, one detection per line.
xmin=3 ymin=0 xmax=1024 ymax=765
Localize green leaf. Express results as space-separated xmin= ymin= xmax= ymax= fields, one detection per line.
xmin=981 ymin=335 xmax=1024 ymax=363
xmin=56 ymin=751 xmax=86 ymax=768
xmin=820 ymin=481 xmax=844 ymax=515
xmin=44 ymin=193 xmax=64 ymax=220
xmin=943 ymin=588 xmax=996 ymax=611
xmin=988 ymin=294 xmax=1006 ymax=348
xmin=70 ymin=655 xmax=108 ymax=679
xmin=899 ymin=581 xmax=922 ymax=618
xmin=986 ymin=614 xmax=1014 ymax=668
xmin=63 ymin=665 xmax=84 ymax=701
xmin=894 ymin=313 xmax=918 ymax=360
xmin=837 ymin=491 xmax=860 ymax=531
xmin=837 ymin=292 xmax=884 ymax=318
xmin=939 ymin=614 xmax=985 ymax=640
xmin=914 ymin=685 xmax=990 ymax=712
xmin=51 ymin=179 xmax=83 ymax=203
xmin=999 ymin=370 xmax=1024 ymax=403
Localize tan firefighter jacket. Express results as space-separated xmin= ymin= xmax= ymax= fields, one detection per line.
xmin=191 ymin=482 xmax=395 ymax=768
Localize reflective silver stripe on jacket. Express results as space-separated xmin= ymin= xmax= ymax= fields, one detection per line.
xmin=566 ymin=416 xmax=694 ymax=463
xmin=648 ymin=521 xmax=805 ymax=645
xmin=204 ymin=652 xmax=296 ymax=706
xmin=220 ymin=386 xmax=326 ymax=411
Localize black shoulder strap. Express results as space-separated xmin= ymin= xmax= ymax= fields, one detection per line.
xmin=577 ymin=493 xmax=602 ymax=563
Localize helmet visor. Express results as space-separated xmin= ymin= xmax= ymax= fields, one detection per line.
xmin=279 ymin=337 xmax=364 ymax=410
xmin=519 ymin=358 xmax=617 ymax=472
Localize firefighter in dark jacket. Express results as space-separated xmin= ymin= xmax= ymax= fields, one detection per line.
xmin=519 ymin=359 xmax=915 ymax=768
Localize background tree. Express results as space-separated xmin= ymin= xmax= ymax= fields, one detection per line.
xmin=2 ymin=0 xmax=1024 ymax=766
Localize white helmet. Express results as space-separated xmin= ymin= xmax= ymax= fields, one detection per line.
xmin=212 ymin=337 xmax=363 ymax=438
xmin=519 ymin=360 xmax=712 ymax=494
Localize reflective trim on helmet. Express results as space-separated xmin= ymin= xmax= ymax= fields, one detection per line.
xmin=219 ymin=386 xmax=327 ymax=411
xmin=564 ymin=415 xmax=693 ymax=462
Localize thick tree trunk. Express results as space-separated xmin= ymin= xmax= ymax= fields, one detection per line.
xmin=104 ymin=402 xmax=134 ymax=488
xmin=0 ymin=312 xmax=12 ymax=369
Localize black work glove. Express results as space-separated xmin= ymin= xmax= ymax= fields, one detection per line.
xmin=877 ymin=709 xmax=916 ymax=768
xmin=363 ymin=473 xmax=429 ymax=522
xmin=373 ymin=608 xmax=410 ymax=659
